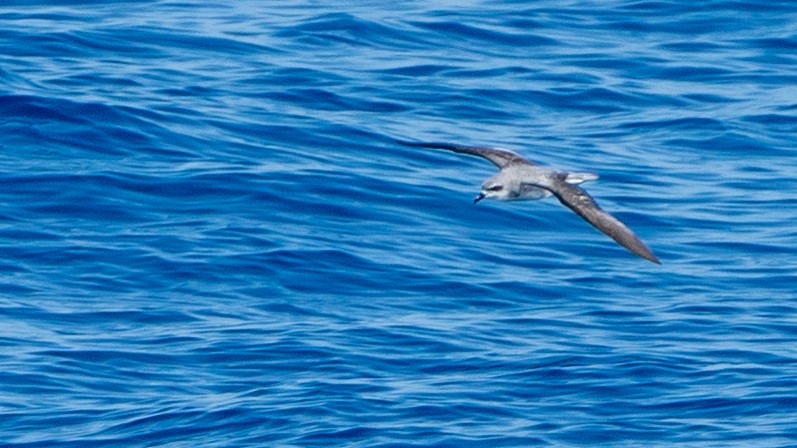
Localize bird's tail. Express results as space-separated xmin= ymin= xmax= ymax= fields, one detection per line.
xmin=565 ymin=172 xmax=599 ymax=185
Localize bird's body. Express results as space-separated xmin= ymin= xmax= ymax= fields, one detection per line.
xmin=399 ymin=140 xmax=660 ymax=264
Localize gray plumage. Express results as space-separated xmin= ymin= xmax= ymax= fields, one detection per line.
xmin=399 ymin=140 xmax=660 ymax=264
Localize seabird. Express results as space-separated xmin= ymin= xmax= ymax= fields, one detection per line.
xmin=399 ymin=140 xmax=660 ymax=264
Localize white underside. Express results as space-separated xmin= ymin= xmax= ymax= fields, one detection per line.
xmin=517 ymin=187 xmax=552 ymax=200
xmin=514 ymin=171 xmax=598 ymax=200
xmin=481 ymin=169 xmax=598 ymax=202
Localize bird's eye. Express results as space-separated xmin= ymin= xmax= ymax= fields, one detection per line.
xmin=487 ymin=185 xmax=503 ymax=192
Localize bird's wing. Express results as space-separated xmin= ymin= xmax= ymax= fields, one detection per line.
xmin=542 ymin=176 xmax=660 ymax=264
xmin=397 ymin=140 xmax=533 ymax=168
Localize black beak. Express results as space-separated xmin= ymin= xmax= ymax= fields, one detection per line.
xmin=473 ymin=193 xmax=485 ymax=204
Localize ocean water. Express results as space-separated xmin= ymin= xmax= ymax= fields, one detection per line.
xmin=2 ymin=1 xmax=797 ymax=446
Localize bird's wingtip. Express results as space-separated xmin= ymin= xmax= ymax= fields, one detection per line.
xmin=637 ymin=248 xmax=661 ymax=265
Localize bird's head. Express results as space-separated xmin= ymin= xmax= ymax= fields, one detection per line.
xmin=474 ymin=178 xmax=508 ymax=203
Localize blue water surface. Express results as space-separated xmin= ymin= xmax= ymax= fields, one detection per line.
xmin=2 ymin=1 xmax=797 ymax=446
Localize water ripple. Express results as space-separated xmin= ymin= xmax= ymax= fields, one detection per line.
xmin=2 ymin=1 xmax=797 ymax=447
